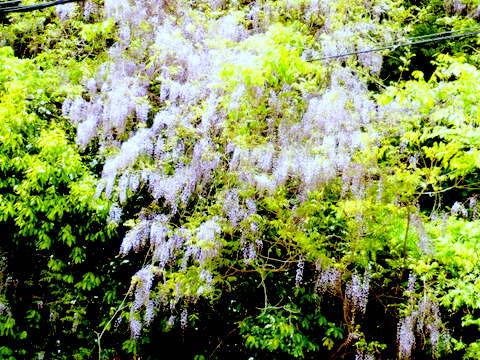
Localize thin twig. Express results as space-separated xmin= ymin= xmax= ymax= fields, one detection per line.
xmin=96 ymin=287 xmax=132 ymax=360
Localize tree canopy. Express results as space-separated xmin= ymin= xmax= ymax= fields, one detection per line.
xmin=2 ymin=0 xmax=480 ymax=359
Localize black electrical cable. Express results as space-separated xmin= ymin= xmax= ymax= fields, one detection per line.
xmin=293 ymin=26 xmax=480 ymax=52
xmin=382 ymin=26 xmax=480 ymax=47
xmin=0 ymin=1 xmax=21 ymax=8
xmin=0 ymin=0 xmax=82 ymax=14
xmin=308 ymin=29 xmax=480 ymax=62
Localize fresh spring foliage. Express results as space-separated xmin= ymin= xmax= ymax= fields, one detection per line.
xmin=0 ymin=5 xmax=130 ymax=358
xmin=1 ymin=0 xmax=480 ymax=359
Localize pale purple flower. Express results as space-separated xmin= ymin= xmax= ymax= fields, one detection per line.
xmin=144 ymin=300 xmax=156 ymax=325
xmin=180 ymin=309 xmax=188 ymax=329
xmin=197 ymin=269 xmax=214 ymax=295
xmin=411 ymin=215 xmax=432 ymax=254
xmin=468 ymin=196 xmax=477 ymax=209
xmin=130 ymin=317 xmax=142 ymax=338
xmin=406 ymin=273 xmax=416 ymax=294
xmin=61 ymin=98 xmax=72 ymax=118
xmin=153 ymin=238 xmax=178 ymax=269
xmin=345 ymin=269 xmax=370 ymax=316
xmin=102 ymin=128 xmax=153 ymax=184
xmin=136 ymin=102 xmax=150 ymax=123
xmin=83 ymin=1 xmax=96 ymax=18
xmin=451 ymin=201 xmax=468 ymax=217
xmin=197 ymin=218 xmax=222 ymax=244
xmin=56 ymin=3 xmax=76 ymax=20
xmin=253 ymin=145 xmax=274 ymax=172
xmin=104 ymin=0 xmax=132 ymax=20
xmin=104 ymin=175 xmax=115 ymax=199
xmin=397 ymin=314 xmax=416 ymax=359
xmin=108 ymin=204 xmax=122 ymax=224
xmin=167 ymin=315 xmax=175 ymax=327
xmin=355 ymin=351 xmax=374 ymax=360
xmin=76 ymin=117 xmax=98 ymax=149
xmin=132 ymin=266 xmax=155 ymax=311
xmin=67 ymin=97 xmax=87 ymax=124
xmin=194 ymin=218 xmax=224 ymax=265
xmin=408 ymin=154 xmax=419 ymax=168
xmin=359 ymin=51 xmax=383 ymax=74
xmin=452 ymin=0 xmax=467 ymax=13
xmin=0 ymin=302 xmax=9 ymax=316
xmin=295 ymin=257 xmax=305 ymax=287
xmin=114 ymin=315 xmax=122 ymax=329
xmin=199 ymin=269 xmax=213 ymax=285
xmin=149 ymin=172 xmax=187 ymax=212
xmin=129 ymin=173 xmax=140 ymax=192
xmin=242 ymin=242 xmax=257 ymax=264
xmin=118 ymin=173 xmax=130 ymax=204
xmin=86 ymin=78 xmax=97 ymax=95
xmin=150 ymin=221 xmax=168 ymax=247
xmin=215 ymin=14 xmax=245 ymax=41
xmin=120 ymin=221 xmax=150 ymax=255
xmin=199 ymin=94 xmax=220 ymax=133
xmin=430 ymin=211 xmax=440 ymax=222
xmin=397 ymin=296 xmax=447 ymax=359
xmin=103 ymin=83 xmax=134 ymax=132
xmin=223 ymin=189 xmax=247 ymax=226
xmin=254 ymin=174 xmax=276 ymax=193
xmin=119 ymin=25 xmax=131 ymax=42
xmin=316 ymin=266 xmax=341 ymax=294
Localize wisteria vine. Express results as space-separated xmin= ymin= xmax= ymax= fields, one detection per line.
xmin=61 ymin=0 xmax=446 ymax=356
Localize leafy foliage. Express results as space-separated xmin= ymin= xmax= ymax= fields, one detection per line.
xmin=2 ymin=0 xmax=480 ymax=359
xmin=0 ymin=23 xmax=129 ymax=360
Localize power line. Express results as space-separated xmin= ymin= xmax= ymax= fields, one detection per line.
xmin=294 ymin=26 xmax=480 ymax=51
xmin=0 ymin=1 xmax=21 ymax=8
xmin=378 ymin=26 xmax=480 ymax=50
xmin=389 ymin=26 xmax=480 ymax=43
xmin=0 ymin=0 xmax=82 ymax=14
xmin=307 ymin=29 xmax=480 ymax=62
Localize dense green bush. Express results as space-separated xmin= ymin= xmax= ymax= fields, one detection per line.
xmin=1 ymin=0 xmax=480 ymax=359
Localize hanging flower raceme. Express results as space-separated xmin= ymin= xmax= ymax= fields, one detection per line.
xmin=62 ymin=0 xmax=400 ymax=339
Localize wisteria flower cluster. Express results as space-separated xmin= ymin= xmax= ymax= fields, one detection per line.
xmin=397 ymin=279 xmax=449 ymax=359
xmin=63 ymin=0 xmax=403 ymax=338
